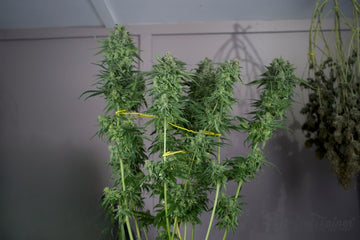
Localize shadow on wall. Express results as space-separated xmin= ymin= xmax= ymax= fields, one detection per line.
xmin=213 ymin=23 xmax=265 ymax=116
xmin=0 ymin=134 xmax=110 ymax=240
xmin=245 ymin=110 xmax=360 ymax=240
xmin=214 ymin=23 xmax=265 ymax=82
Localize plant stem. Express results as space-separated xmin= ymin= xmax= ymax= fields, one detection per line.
xmin=310 ymin=0 xmax=328 ymax=106
xmin=221 ymin=181 xmax=243 ymax=240
xmin=120 ymin=225 xmax=125 ymax=240
xmin=235 ymin=180 xmax=243 ymax=199
xmin=205 ymin=184 xmax=220 ymax=240
xmin=217 ymin=136 xmax=221 ymax=164
xmin=171 ymin=217 xmax=178 ymax=240
xmin=120 ymin=157 xmax=135 ymax=240
xmin=125 ymin=220 xmax=134 ymax=240
xmin=222 ymin=229 xmax=228 ymax=240
xmin=183 ymin=222 xmax=187 ymax=240
xmin=191 ymin=223 xmax=195 ymax=240
xmin=143 ymin=228 xmax=149 ymax=240
xmin=133 ymin=215 xmax=141 ymax=240
xmin=163 ymin=118 xmax=171 ymax=240
xmin=205 ymin=136 xmax=222 ymax=240
xmin=177 ymin=221 xmax=182 ymax=240
xmin=164 ymin=174 xmax=171 ymax=239
xmin=352 ymin=0 xmax=360 ymax=81
xmin=184 ymin=150 xmax=198 ymax=191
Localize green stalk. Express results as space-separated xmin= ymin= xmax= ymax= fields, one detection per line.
xmin=205 ymin=136 xmax=222 ymax=240
xmin=191 ymin=223 xmax=195 ymax=240
xmin=334 ymin=0 xmax=349 ymax=109
xmin=235 ymin=181 xmax=243 ymax=199
xmin=163 ymin=118 xmax=171 ymax=240
xmin=350 ymin=0 xmax=360 ymax=93
xmin=171 ymin=217 xmax=178 ymax=240
xmin=353 ymin=0 xmax=360 ymax=82
xmin=183 ymin=222 xmax=187 ymax=240
xmin=222 ymin=229 xmax=228 ymax=240
xmin=120 ymin=225 xmax=125 ymax=240
xmin=125 ymin=217 xmax=134 ymax=240
xmin=180 ymin=148 xmax=198 ymax=240
xmin=143 ymin=229 xmax=149 ymax=240
xmin=120 ymin=157 xmax=135 ymax=240
xmin=217 ymin=136 xmax=221 ymax=164
xmin=221 ymin=181 xmax=243 ymax=240
xmin=115 ymin=110 xmax=135 ymax=240
xmin=310 ymin=0 xmax=328 ymax=106
xmin=205 ymin=184 xmax=220 ymax=240
xmin=133 ymin=215 xmax=142 ymax=240
xmin=183 ymin=150 xmax=198 ymax=197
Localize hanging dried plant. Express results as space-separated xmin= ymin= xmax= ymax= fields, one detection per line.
xmin=301 ymin=0 xmax=360 ymax=190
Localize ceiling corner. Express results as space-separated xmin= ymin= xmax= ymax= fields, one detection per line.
xmin=89 ymin=0 xmax=117 ymax=28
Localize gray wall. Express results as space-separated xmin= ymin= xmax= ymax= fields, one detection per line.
xmin=0 ymin=21 xmax=359 ymax=240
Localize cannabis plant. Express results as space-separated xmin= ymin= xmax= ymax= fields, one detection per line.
xmin=83 ymin=25 xmax=300 ymax=240
xmin=301 ymin=0 xmax=360 ymax=190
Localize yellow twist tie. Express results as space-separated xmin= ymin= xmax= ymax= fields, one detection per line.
xmin=163 ymin=150 xmax=186 ymax=157
xmin=168 ymin=122 xmax=221 ymax=137
xmin=205 ymin=131 xmax=221 ymax=136
xmin=308 ymin=52 xmax=315 ymax=56
xmin=115 ymin=110 xmax=155 ymax=118
xmin=115 ymin=110 xmax=221 ymax=136
xmin=168 ymin=122 xmax=197 ymax=134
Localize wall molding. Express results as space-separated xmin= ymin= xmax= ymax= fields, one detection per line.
xmin=0 ymin=27 xmax=110 ymax=41
xmin=0 ymin=18 xmax=351 ymax=41
xmin=0 ymin=19 xmax=319 ymax=41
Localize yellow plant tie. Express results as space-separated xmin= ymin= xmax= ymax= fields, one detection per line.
xmin=204 ymin=130 xmax=221 ymax=137
xmin=168 ymin=122 xmax=221 ymax=137
xmin=116 ymin=110 xmax=221 ymax=136
xmin=163 ymin=150 xmax=186 ymax=157
xmin=168 ymin=122 xmax=197 ymax=134
xmin=308 ymin=52 xmax=315 ymax=56
xmin=115 ymin=110 xmax=155 ymax=118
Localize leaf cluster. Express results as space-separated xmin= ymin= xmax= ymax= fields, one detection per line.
xmin=185 ymin=58 xmax=241 ymax=135
xmin=229 ymin=58 xmax=299 ymax=183
xmin=81 ymin=25 xmax=145 ymax=112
